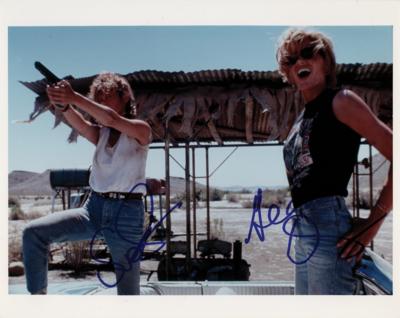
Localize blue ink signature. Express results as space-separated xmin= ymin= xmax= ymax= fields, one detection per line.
xmin=244 ymin=188 xmax=320 ymax=264
xmin=89 ymin=182 xmax=182 ymax=288
xmin=245 ymin=189 xmax=390 ymax=264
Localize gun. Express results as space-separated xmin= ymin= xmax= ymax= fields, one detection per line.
xmin=35 ymin=61 xmax=61 ymax=84
xmin=34 ymin=61 xmax=66 ymax=110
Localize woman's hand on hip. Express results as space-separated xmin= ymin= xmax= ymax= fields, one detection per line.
xmin=337 ymin=209 xmax=387 ymax=264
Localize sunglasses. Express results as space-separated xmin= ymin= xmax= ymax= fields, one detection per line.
xmin=284 ymin=46 xmax=322 ymax=66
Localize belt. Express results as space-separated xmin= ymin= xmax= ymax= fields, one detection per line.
xmin=95 ymin=191 xmax=143 ymax=200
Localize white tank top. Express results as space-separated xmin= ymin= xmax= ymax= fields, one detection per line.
xmin=89 ymin=127 xmax=149 ymax=194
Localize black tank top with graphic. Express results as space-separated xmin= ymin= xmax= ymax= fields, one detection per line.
xmin=283 ymin=89 xmax=361 ymax=208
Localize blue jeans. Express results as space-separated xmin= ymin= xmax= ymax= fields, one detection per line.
xmin=293 ymin=196 xmax=357 ymax=295
xmin=22 ymin=192 xmax=144 ymax=295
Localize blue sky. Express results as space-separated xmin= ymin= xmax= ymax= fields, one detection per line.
xmin=8 ymin=26 xmax=392 ymax=187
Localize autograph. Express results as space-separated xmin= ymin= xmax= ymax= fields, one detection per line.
xmin=89 ymin=182 xmax=182 ymax=288
xmin=245 ymin=188 xmax=388 ymax=264
xmin=244 ymin=188 xmax=320 ymax=265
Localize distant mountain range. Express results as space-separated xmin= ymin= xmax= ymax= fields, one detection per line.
xmin=8 ymin=153 xmax=389 ymax=196
xmin=220 ymin=185 xmax=288 ymax=192
xmin=8 ymin=170 xmax=208 ymax=196
xmin=9 ymin=170 xmax=53 ymax=195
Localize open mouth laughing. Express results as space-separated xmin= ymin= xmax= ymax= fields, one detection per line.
xmin=297 ymin=68 xmax=311 ymax=79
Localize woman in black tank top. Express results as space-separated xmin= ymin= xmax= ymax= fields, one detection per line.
xmin=277 ymin=28 xmax=392 ymax=295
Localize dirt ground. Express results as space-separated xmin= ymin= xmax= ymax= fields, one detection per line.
xmin=9 ymin=195 xmax=393 ymax=288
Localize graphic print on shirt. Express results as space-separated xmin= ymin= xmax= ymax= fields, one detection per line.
xmin=283 ymin=111 xmax=315 ymax=190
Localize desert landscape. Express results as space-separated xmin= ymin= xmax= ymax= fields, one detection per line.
xmin=8 ymin=153 xmax=392 ymax=293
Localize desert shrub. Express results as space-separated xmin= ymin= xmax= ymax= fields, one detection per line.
xmin=261 ymin=188 xmax=289 ymax=208
xmin=196 ymin=190 xmax=207 ymax=202
xmin=227 ymin=193 xmax=240 ymax=203
xmin=357 ymin=192 xmax=372 ymax=209
xmin=240 ymin=188 xmax=252 ymax=194
xmin=8 ymin=237 xmax=22 ymax=262
xmin=9 ymin=209 xmax=25 ymax=220
xmin=241 ymin=200 xmax=253 ymax=209
xmin=9 ymin=197 xmax=25 ymax=220
xmin=195 ymin=189 xmax=225 ymax=202
xmin=32 ymin=195 xmax=46 ymax=201
xmin=355 ymin=190 xmax=379 ymax=210
xmin=9 ymin=197 xmax=20 ymax=207
xmin=211 ymin=188 xmax=225 ymax=201
xmin=241 ymin=188 xmax=290 ymax=209
xmin=62 ymin=241 xmax=90 ymax=272
xmin=346 ymin=189 xmax=380 ymax=210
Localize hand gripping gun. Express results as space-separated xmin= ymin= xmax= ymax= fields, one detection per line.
xmin=35 ymin=61 xmax=68 ymax=111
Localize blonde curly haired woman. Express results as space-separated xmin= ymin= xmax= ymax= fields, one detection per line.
xmin=23 ymin=73 xmax=151 ymax=295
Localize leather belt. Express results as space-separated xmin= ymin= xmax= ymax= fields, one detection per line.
xmin=95 ymin=191 xmax=143 ymax=200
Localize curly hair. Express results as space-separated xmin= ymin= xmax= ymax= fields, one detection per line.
xmin=87 ymin=72 xmax=137 ymax=118
xmin=276 ymin=28 xmax=337 ymax=88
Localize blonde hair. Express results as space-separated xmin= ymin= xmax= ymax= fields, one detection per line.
xmin=88 ymin=72 xmax=137 ymax=118
xmin=276 ymin=28 xmax=337 ymax=88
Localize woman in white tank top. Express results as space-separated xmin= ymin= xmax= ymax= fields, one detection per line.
xmin=23 ymin=73 xmax=152 ymax=295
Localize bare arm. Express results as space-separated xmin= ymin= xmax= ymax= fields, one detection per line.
xmin=333 ymin=89 xmax=392 ymax=261
xmin=333 ymin=89 xmax=392 ymax=207
xmin=47 ymin=80 xmax=151 ymax=146
xmin=47 ymin=87 xmax=99 ymax=145
xmin=59 ymin=106 xmax=99 ymax=145
xmin=69 ymin=93 xmax=151 ymax=145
